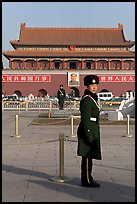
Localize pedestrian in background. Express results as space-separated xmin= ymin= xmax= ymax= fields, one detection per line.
xmin=77 ymin=75 xmax=101 ymax=187
xmin=57 ymin=84 xmax=66 ymax=110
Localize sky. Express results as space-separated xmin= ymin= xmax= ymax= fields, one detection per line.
xmin=2 ymin=2 xmax=135 ymax=68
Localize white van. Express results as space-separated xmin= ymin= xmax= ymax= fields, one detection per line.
xmin=2 ymin=94 xmax=19 ymax=101
xmin=97 ymin=92 xmax=113 ymax=101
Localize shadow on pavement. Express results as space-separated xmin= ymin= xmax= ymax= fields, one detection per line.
xmin=2 ymin=163 xmax=135 ymax=202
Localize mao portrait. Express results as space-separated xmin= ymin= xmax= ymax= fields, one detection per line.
xmin=68 ymin=72 xmax=79 ymax=86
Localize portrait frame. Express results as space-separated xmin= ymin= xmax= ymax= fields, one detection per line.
xmin=68 ymin=72 xmax=80 ymax=86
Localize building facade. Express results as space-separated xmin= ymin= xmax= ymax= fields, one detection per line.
xmin=2 ymin=23 xmax=135 ymax=97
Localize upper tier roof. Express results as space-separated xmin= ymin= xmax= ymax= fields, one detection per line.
xmin=10 ymin=23 xmax=135 ymax=48
xmin=3 ymin=50 xmax=135 ymax=59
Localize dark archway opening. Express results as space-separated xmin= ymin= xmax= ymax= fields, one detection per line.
xmin=14 ymin=90 xmax=22 ymax=97
xmin=38 ymin=89 xmax=48 ymax=97
xmin=70 ymin=87 xmax=80 ymax=97
xmin=69 ymin=61 xmax=77 ymax=69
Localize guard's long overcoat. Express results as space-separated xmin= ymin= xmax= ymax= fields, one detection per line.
xmin=77 ymin=90 xmax=101 ymax=160
xmin=57 ymin=88 xmax=66 ymax=105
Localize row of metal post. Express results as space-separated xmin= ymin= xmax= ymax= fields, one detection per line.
xmin=70 ymin=114 xmax=133 ymax=137
xmin=14 ymin=113 xmax=133 ymax=138
xmin=12 ymin=113 xmax=133 ymax=183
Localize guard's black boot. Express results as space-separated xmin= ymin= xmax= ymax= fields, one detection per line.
xmin=81 ymin=174 xmax=89 ymax=186
xmin=81 ymin=157 xmax=100 ymax=187
xmin=89 ymin=180 xmax=100 ymax=187
xmin=88 ymin=165 xmax=100 ymax=188
xmin=81 ymin=175 xmax=100 ymax=187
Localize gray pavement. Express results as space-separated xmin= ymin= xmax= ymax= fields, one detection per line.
xmin=2 ymin=111 xmax=135 ymax=202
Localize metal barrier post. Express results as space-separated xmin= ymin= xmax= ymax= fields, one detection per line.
xmin=49 ymin=133 xmax=73 ymax=183
xmin=11 ymin=114 xmax=21 ymax=137
xmin=126 ymin=114 xmax=133 ymax=137
xmin=48 ymin=111 xmax=51 ymax=118
xmin=15 ymin=114 xmax=19 ymax=136
xmin=71 ymin=115 xmax=74 ymax=136
xmin=2 ymin=101 xmax=4 ymax=111
xmin=71 ymin=115 xmax=80 ymax=137
xmin=18 ymin=103 xmax=20 ymax=114
xmin=59 ymin=133 xmax=64 ymax=177
xmin=38 ymin=103 xmax=40 ymax=113
xmin=122 ymin=114 xmax=133 ymax=137
xmin=26 ymin=101 xmax=28 ymax=111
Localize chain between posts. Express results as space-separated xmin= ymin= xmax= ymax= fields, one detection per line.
xmin=3 ymin=137 xmax=77 ymax=146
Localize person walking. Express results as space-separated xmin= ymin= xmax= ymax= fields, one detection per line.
xmin=57 ymin=84 xmax=66 ymax=110
xmin=77 ymin=75 xmax=101 ymax=187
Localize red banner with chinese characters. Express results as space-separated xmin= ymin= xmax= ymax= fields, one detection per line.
xmin=98 ymin=75 xmax=135 ymax=82
xmin=2 ymin=74 xmax=135 ymax=82
xmin=2 ymin=75 xmax=51 ymax=82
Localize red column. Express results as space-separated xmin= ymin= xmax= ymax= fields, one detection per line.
xmin=36 ymin=60 xmax=38 ymax=70
xmin=131 ymin=61 xmax=135 ymax=69
xmin=47 ymin=61 xmax=50 ymax=69
xmin=108 ymin=61 xmax=110 ymax=70
xmin=66 ymin=61 xmax=69 ymax=69
xmin=49 ymin=61 xmax=51 ymax=69
xmin=11 ymin=59 xmax=14 ymax=69
xmin=81 ymin=61 xmax=84 ymax=69
xmin=23 ymin=61 xmax=26 ymax=69
xmin=121 ymin=60 xmax=124 ymax=70
xmin=9 ymin=60 xmax=12 ymax=69
xmin=94 ymin=60 xmax=97 ymax=69
xmin=63 ymin=60 xmax=65 ymax=69
xmin=21 ymin=60 xmax=23 ymax=69
xmin=50 ymin=60 xmax=54 ymax=69
xmin=51 ymin=61 xmax=54 ymax=69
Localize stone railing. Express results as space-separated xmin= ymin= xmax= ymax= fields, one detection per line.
xmin=2 ymin=100 xmax=80 ymax=112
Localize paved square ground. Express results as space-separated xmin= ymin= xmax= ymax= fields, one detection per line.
xmin=2 ymin=111 xmax=135 ymax=202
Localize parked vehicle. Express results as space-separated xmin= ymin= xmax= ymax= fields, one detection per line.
xmin=104 ymin=97 xmax=123 ymax=105
xmin=2 ymin=94 xmax=19 ymax=101
xmin=97 ymin=92 xmax=113 ymax=101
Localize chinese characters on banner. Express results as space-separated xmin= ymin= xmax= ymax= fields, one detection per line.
xmin=2 ymin=74 xmax=135 ymax=82
xmin=2 ymin=75 xmax=51 ymax=82
xmin=98 ymin=75 xmax=135 ymax=82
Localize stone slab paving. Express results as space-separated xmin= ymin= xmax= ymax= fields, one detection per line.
xmin=2 ymin=111 xmax=135 ymax=202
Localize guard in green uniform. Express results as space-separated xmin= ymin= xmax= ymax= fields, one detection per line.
xmin=57 ymin=84 xmax=66 ymax=110
xmin=77 ymin=75 xmax=101 ymax=187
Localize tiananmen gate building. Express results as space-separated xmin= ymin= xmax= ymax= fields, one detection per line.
xmin=2 ymin=23 xmax=135 ymax=97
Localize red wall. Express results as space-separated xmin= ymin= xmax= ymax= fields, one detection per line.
xmin=2 ymin=74 xmax=135 ymax=97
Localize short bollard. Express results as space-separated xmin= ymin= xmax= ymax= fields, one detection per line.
xmin=59 ymin=133 xmax=64 ymax=177
xmin=11 ymin=114 xmax=21 ymax=137
xmin=48 ymin=111 xmax=51 ymax=119
xmin=122 ymin=114 xmax=133 ymax=137
xmin=49 ymin=133 xmax=73 ymax=183
xmin=70 ymin=115 xmax=80 ymax=137
xmin=15 ymin=114 xmax=21 ymax=138
xmin=71 ymin=115 xmax=74 ymax=137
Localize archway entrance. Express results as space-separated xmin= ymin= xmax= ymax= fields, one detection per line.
xmin=70 ymin=87 xmax=80 ymax=97
xmin=38 ymin=89 xmax=48 ymax=97
xmin=14 ymin=90 xmax=22 ymax=97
